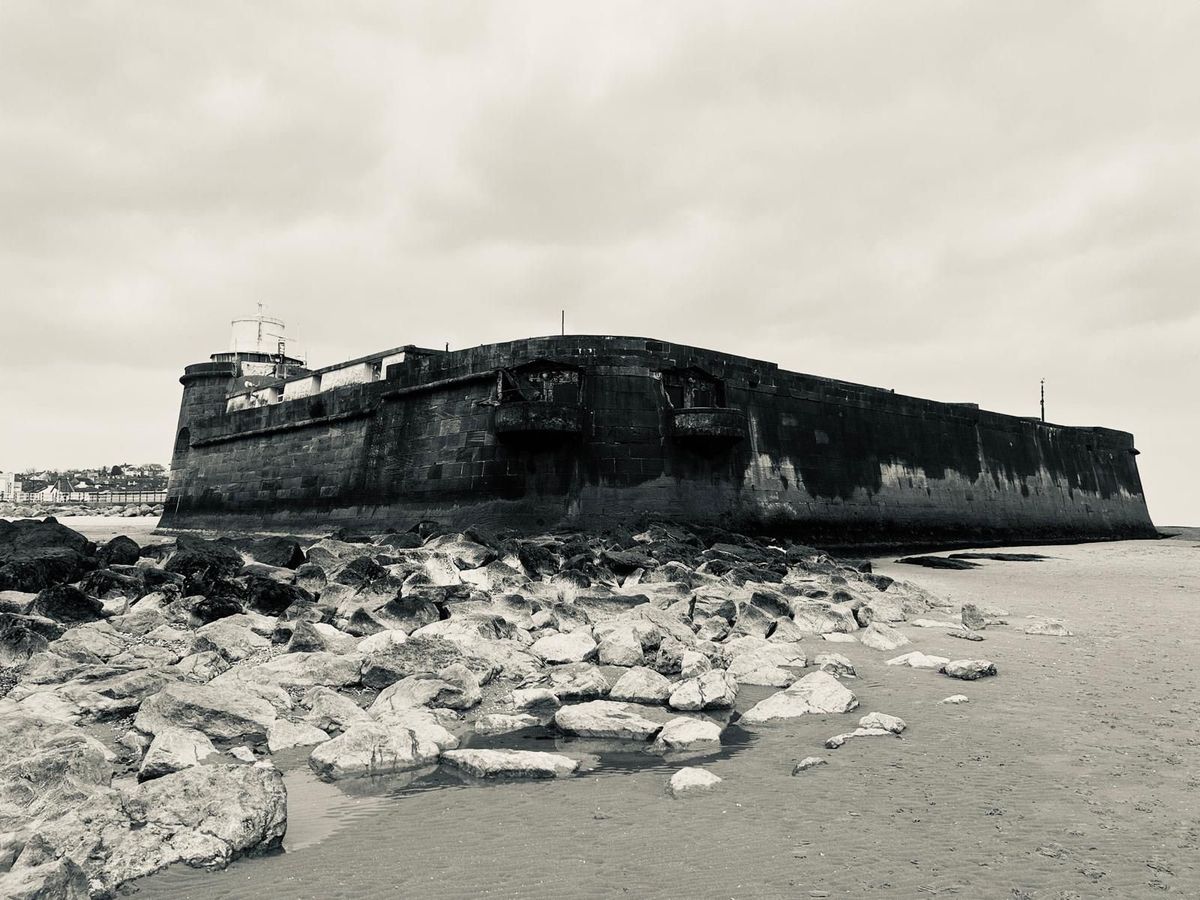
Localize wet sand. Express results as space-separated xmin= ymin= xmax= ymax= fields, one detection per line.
xmin=131 ymin=537 xmax=1200 ymax=899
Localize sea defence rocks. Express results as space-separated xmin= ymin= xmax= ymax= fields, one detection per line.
xmin=0 ymin=515 xmax=1010 ymax=897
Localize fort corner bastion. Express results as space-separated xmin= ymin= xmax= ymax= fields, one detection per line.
xmin=161 ymin=334 xmax=1154 ymax=545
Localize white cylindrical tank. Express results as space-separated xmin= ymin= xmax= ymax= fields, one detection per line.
xmin=230 ymin=311 xmax=286 ymax=355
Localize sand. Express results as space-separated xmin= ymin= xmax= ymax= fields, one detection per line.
xmin=128 ymin=536 xmax=1200 ymax=898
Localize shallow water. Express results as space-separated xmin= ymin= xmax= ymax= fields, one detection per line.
xmin=129 ymin=538 xmax=1200 ymax=898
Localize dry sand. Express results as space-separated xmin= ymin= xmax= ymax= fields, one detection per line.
xmin=130 ymin=536 xmax=1200 ymax=899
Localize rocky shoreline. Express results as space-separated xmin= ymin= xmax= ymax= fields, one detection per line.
xmin=0 ymin=516 xmax=1015 ymax=899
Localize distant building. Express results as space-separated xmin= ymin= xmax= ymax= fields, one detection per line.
xmin=0 ymin=472 xmax=20 ymax=500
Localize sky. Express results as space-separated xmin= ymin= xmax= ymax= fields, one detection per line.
xmin=0 ymin=1 xmax=1196 ymax=524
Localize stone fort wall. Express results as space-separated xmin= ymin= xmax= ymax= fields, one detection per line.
xmin=161 ymin=335 xmax=1154 ymax=545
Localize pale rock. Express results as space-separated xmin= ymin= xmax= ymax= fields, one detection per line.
xmin=542 ymin=662 xmax=610 ymax=700
xmin=442 ymin=748 xmax=578 ymax=779
xmin=668 ymin=671 xmax=738 ymax=711
xmin=911 ymin=618 xmax=959 ymax=629
xmin=228 ymin=746 xmax=256 ymax=762
xmin=649 ymin=716 xmax=722 ymax=753
xmin=741 ymin=671 xmax=859 ymax=724
xmin=267 ymin=719 xmax=330 ymax=753
xmin=356 ymin=629 xmax=408 ymax=654
xmin=308 ymin=721 xmax=441 ymax=779
xmin=940 ymin=694 xmax=970 ymax=704
xmin=885 ymin=651 xmax=949 ymax=669
xmin=679 ymin=649 xmax=712 ymax=679
xmin=597 ymin=628 xmax=644 ymax=667
xmin=473 ymin=713 xmax=540 ymax=736
xmin=530 ymin=631 xmax=597 ymax=664
xmin=814 ymin=652 xmax=856 ymax=678
xmin=1025 ymin=621 xmax=1073 ymax=637
xmin=553 ymin=700 xmax=663 ymax=740
xmin=859 ymin=623 xmax=910 ymax=652
xmin=236 ymin=651 xmax=364 ymax=690
xmin=608 ymin=666 xmax=673 ymax=704
xmin=941 ymin=659 xmax=997 ymax=680
xmin=960 ymin=603 xmax=987 ymax=630
xmin=791 ymin=756 xmax=827 ymax=774
xmin=825 ymin=726 xmax=896 ymax=749
xmin=511 ymin=687 xmax=561 ymax=712
xmin=821 ymin=633 xmax=857 ymax=643
xmin=668 ymin=766 xmax=721 ymax=797
xmin=303 ymin=687 xmax=371 ymax=732
xmin=858 ymin=712 xmax=907 ymax=733
xmin=194 ymin=619 xmax=268 ymax=661
xmin=138 ymin=727 xmax=217 ymax=781
xmin=134 ymin=682 xmax=276 ymax=743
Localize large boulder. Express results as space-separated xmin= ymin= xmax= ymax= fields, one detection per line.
xmin=609 ymin=666 xmax=673 ymax=704
xmin=96 ymin=535 xmax=141 ymax=567
xmin=441 ymin=749 xmax=579 ymax=779
xmin=668 ymin=766 xmax=721 ymax=797
xmin=303 ymin=686 xmax=372 ymax=733
xmin=225 ymin=536 xmax=306 ymax=570
xmin=368 ymin=663 xmax=481 ymax=712
xmin=164 ymin=536 xmax=244 ymax=579
xmin=195 ymin=617 xmax=269 ymax=661
xmin=27 ymin=585 xmax=105 ymax=624
xmin=553 ymin=700 xmax=662 ymax=740
xmin=230 ymin=652 xmax=363 ymax=691
xmin=530 ymin=630 xmax=597 ymax=664
xmin=308 ymin=721 xmax=441 ymax=779
xmin=423 ymin=533 xmax=496 ymax=570
xmin=361 ymin=635 xmax=487 ymax=689
xmin=134 ymin=682 xmax=277 ymax=743
xmin=0 ymin=519 xmax=97 ymax=593
xmin=741 ymin=671 xmax=859 ymax=724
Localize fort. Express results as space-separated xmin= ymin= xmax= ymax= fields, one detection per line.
xmin=162 ymin=326 xmax=1154 ymax=546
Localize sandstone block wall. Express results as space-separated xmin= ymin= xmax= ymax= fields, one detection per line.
xmin=162 ymin=335 xmax=1154 ymax=545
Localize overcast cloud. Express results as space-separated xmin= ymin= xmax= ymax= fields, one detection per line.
xmin=1 ymin=1 xmax=1196 ymax=524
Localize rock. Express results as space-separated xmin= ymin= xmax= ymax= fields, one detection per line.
xmin=244 ymin=577 xmax=312 ymax=616
xmin=741 ymin=671 xmax=859 ymax=724
xmin=679 ymin=649 xmax=712 ymax=679
xmin=267 ymin=719 xmax=330 ymax=753
xmin=940 ymin=694 xmax=970 ymax=704
xmin=122 ymin=762 xmax=286 ymax=870
xmin=530 ymin=630 xmax=597 ymax=664
xmin=138 ymin=727 xmax=217 ymax=781
xmin=597 ymin=628 xmax=643 ymax=666
xmin=442 ymin=748 xmax=579 ymax=779
xmin=948 ymin=628 xmax=985 ymax=641
xmin=304 ymin=687 xmax=371 ymax=732
xmin=369 ymin=664 xmax=481 ymax=713
xmin=941 ymin=659 xmax=997 ymax=680
xmin=134 ymin=682 xmax=276 ymax=743
xmin=790 ymin=601 xmax=858 ymax=634
xmin=961 ymin=603 xmax=986 ymax=630
xmin=791 ymin=756 xmax=827 ymax=774
xmin=814 ymin=652 xmax=856 ymax=678
xmin=1025 ymin=621 xmax=1073 ymax=636
xmin=726 ymin=645 xmax=804 ymax=687
xmin=423 ymin=533 xmax=496 ymax=570
xmin=821 ymin=633 xmax=857 ymax=643
xmin=542 ymin=662 xmax=611 ymax=700
xmin=164 ymin=535 xmax=245 ymax=579
xmin=825 ymin=726 xmax=896 ymax=749
xmin=168 ymin=650 xmax=230 ymax=682
xmin=229 ymin=536 xmax=306 ymax=569
xmin=97 ymin=535 xmax=141 ymax=567
xmin=238 ymin=651 xmax=363 ymax=690
xmin=858 ymin=712 xmax=906 ymax=733
xmin=554 ymin=700 xmax=663 ymax=740
xmin=473 ymin=713 xmax=540 ymax=736
xmin=195 ymin=618 xmax=269 ymax=661
xmin=885 ymin=651 xmax=950 ymax=669
xmin=511 ymin=687 xmax=561 ymax=712
xmin=228 ymin=745 xmax=256 ymax=762
xmin=608 ymin=666 xmax=673 ymax=704
xmin=361 ymin=635 xmax=485 ymax=689
xmin=27 ymin=585 xmax=105 ymax=624
xmin=859 ymin=622 xmax=910 ymax=652
xmin=896 ymin=555 xmax=977 ymax=570
xmin=668 ymin=671 xmax=738 ymax=711
xmin=649 ymin=716 xmax=722 ymax=753
xmin=356 ymin=629 xmax=408 ymax=654
xmin=0 ymin=615 xmax=51 ymax=666
xmin=308 ymin=721 xmax=441 ymax=779
xmin=669 ymin=767 xmax=721 ymax=797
